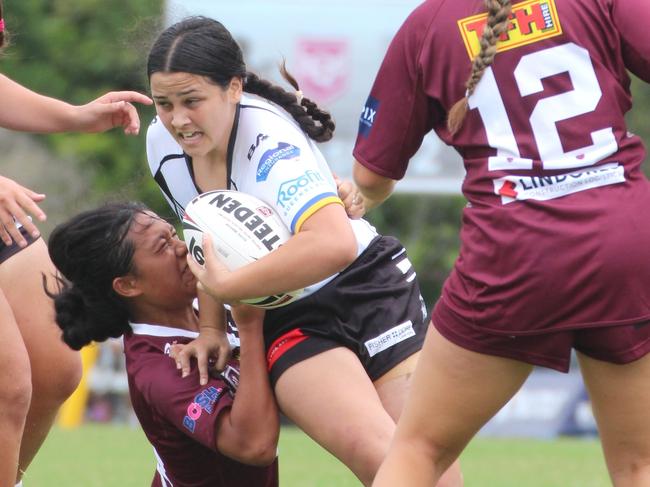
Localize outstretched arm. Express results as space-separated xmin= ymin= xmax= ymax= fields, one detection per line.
xmin=0 ymin=73 xmax=152 ymax=134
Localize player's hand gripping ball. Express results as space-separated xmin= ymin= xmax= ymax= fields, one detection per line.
xmin=182 ymin=190 xmax=303 ymax=308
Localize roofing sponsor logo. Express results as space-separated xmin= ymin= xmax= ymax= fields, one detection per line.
xmin=256 ymin=142 xmax=301 ymax=182
xmin=493 ymin=162 xmax=625 ymax=204
xmin=458 ymin=0 xmax=562 ymax=60
xmin=182 ymin=386 xmax=223 ymax=433
xmin=276 ymin=169 xmax=326 ymax=213
xmin=365 ymin=320 xmax=416 ymax=358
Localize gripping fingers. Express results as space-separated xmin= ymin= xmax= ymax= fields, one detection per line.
xmin=197 ymin=349 xmax=210 ymax=386
xmin=0 ymin=210 xmax=27 ymax=247
xmin=0 ymin=222 xmax=13 ymax=246
xmin=177 ymin=347 xmax=193 ymax=379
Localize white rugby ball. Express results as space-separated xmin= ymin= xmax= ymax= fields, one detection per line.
xmin=182 ymin=190 xmax=303 ymax=309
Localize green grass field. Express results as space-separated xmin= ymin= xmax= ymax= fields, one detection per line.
xmin=25 ymin=424 xmax=609 ymax=486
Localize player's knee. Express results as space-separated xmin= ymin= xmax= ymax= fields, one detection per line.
xmin=32 ymin=349 xmax=82 ymax=405
xmin=397 ymin=434 xmax=460 ymax=474
xmin=341 ymin=429 xmax=390 ymax=485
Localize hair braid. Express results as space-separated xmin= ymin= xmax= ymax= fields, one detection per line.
xmin=447 ymin=0 xmax=512 ymax=135
xmin=244 ymin=67 xmax=335 ymax=143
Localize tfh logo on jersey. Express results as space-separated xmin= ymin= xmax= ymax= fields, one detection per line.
xmin=458 ymin=0 xmax=563 ymax=60
xmin=182 ymin=386 xmax=223 ymax=433
xmin=358 ymin=96 xmax=380 ymax=138
xmin=256 ymin=142 xmax=301 ymax=182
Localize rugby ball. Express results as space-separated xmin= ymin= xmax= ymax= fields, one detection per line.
xmin=182 ymin=190 xmax=303 ymax=309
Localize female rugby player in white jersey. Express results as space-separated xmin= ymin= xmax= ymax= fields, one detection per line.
xmin=0 ymin=3 xmax=152 ymax=485
xmin=145 ymin=16 xmax=461 ymax=487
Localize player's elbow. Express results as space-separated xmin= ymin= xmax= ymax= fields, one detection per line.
xmin=231 ymin=432 xmax=279 ymax=466
xmin=327 ymin=231 xmax=358 ymax=271
xmin=241 ymin=443 xmax=278 ymax=466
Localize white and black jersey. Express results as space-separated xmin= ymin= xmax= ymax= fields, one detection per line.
xmin=147 ymin=93 xmax=377 ymax=298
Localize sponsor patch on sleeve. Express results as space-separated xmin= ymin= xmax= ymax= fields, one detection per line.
xmin=358 ymin=95 xmax=380 ymax=138
xmin=182 ymin=386 xmax=224 ymax=433
xmin=458 ymin=0 xmax=563 ymax=60
xmin=256 ymin=142 xmax=301 ymax=182
xmin=275 ymin=169 xmax=341 ymax=232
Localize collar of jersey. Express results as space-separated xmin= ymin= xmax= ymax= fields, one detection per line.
xmin=129 ymin=322 xmax=199 ymax=339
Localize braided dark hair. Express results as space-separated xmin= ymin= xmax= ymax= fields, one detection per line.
xmin=45 ymin=202 xmax=149 ymax=350
xmin=147 ymin=16 xmax=334 ymax=142
xmin=447 ymin=0 xmax=512 ymax=135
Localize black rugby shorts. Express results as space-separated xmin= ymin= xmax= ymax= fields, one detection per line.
xmin=263 ymin=236 xmax=427 ymax=386
xmin=0 ymin=226 xmax=38 ymax=265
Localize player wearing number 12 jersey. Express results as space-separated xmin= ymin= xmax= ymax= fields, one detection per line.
xmin=353 ymin=0 xmax=650 ymax=485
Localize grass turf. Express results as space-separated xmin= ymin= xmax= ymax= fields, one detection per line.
xmin=25 ymin=424 xmax=609 ymax=486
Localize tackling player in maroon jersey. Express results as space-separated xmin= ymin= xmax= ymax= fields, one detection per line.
xmin=46 ymin=202 xmax=278 ymax=487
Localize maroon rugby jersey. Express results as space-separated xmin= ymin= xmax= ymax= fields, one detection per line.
xmin=123 ymin=323 xmax=278 ymax=487
xmin=354 ymin=0 xmax=650 ymax=334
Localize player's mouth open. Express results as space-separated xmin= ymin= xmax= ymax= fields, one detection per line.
xmin=179 ymin=131 xmax=201 ymax=141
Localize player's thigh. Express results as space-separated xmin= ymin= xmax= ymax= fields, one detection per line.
xmin=577 ymin=351 xmax=650 ymax=466
xmin=374 ymin=351 xmax=420 ymax=421
xmin=0 ymin=239 xmax=81 ymax=392
xmin=275 ymin=347 xmax=395 ymax=470
xmin=396 ymin=324 xmax=532 ymax=458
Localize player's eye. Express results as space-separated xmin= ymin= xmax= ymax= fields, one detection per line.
xmin=155 ymin=100 xmax=172 ymax=110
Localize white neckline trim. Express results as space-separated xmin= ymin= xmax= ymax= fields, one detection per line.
xmin=129 ymin=322 xmax=199 ymax=339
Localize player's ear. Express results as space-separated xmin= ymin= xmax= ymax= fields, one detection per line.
xmin=113 ymin=275 xmax=143 ymax=298
xmin=228 ymin=76 xmax=243 ymax=103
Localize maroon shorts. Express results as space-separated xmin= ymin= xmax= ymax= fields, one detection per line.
xmin=433 ymin=300 xmax=650 ymax=372
xmin=0 ymin=226 xmax=38 ymax=265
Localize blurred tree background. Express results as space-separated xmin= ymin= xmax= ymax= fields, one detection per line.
xmin=1 ymin=0 xmax=650 ymax=307
xmin=1 ymin=0 xmax=166 ymax=217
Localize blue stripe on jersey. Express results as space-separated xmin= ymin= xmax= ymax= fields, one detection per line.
xmin=290 ymin=192 xmax=339 ymax=233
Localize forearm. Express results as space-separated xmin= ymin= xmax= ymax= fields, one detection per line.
xmin=220 ymin=204 xmax=357 ymax=301
xmin=0 ymin=74 xmax=79 ymax=132
xmin=197 ymin=290 xmax=226 ymax=334
xmin=352 ymin=159 xmax=396 ymax=210
xmin=222 ymin=326 xmax=279 ymax=464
